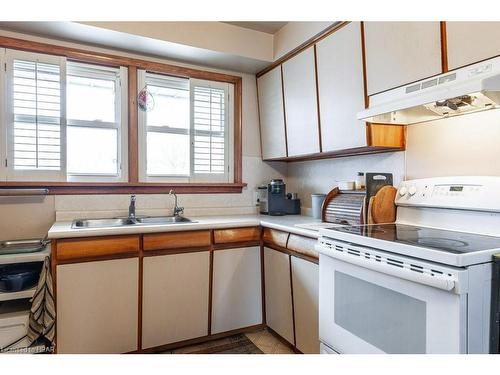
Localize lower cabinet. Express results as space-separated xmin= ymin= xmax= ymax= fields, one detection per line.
xmin=211 ymin=246 xmax=262 ymax=334
xmin=264 ymin=247 xmax=294 ymax=345
xmin=142 ymin=251 xmax=210 ymax=349
xmin=56 ymin=258 xmax=139 ymax=354
xmin=291 ymin=256 xmax=319 ymax=354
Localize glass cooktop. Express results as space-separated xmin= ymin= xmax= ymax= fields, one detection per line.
xmin=327 ymin=223 xmax=500 ymax=254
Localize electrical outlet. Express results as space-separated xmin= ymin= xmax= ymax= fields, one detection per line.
xmin=253 ymin=191 xmax=259 ymax=206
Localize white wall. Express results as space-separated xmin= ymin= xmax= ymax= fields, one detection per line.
xmin=286 ymin=152 xmax=405 ymax=214
xmin=405 ymin=109 xmax=500 ymax=179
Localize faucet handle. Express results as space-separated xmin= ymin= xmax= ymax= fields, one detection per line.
xmin=131 ymin=194 xmax=136 ymax=201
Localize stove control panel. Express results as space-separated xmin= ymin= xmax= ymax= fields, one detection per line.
xmin=395 ymin=176 xmax=500 ymax=212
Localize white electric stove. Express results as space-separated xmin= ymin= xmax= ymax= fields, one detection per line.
xmin=316 ymin=176 xmax=500 ymax=354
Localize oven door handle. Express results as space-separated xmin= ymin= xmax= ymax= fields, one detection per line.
xmin=322 ymin=247 xmax=456 ymax=291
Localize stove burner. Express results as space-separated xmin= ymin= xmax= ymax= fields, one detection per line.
xmin=416 ymin=237 xmax=469 ymax=249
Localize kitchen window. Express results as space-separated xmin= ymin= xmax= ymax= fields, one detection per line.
xmin=66 ymin=62 xmax=127 ymax=181
xmin=138 ymin=70 xmax=233 ymax=183
xmin=2 ymin=49 xmax=66 ymax=182
xmin=0 ymin=36 xmax=243 ymax=193
xmin=0 ymin=49 xmax=128 ymax=182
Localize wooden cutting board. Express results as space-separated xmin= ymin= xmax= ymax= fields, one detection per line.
xmin=370 ymin=185 xmax=397 ymax=224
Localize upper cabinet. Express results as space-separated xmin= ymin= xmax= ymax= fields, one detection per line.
xmin=446 ymin=22 xmax=500 ymax=70
xmin=257 ymin=66 xmax=287 ymax=159
xmin=282 ymin=46 xmax=321 ymax=156
xmin=316 ymin=22 xmax=366 ymax=151
xmin=256 ymin=22 xmax=406 ymax=162
xmin=364 ymin=22 xmax=442 ymax=95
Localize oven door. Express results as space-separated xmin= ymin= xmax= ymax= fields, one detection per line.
xmin=319 ymin=246 xmax=467 ymax=354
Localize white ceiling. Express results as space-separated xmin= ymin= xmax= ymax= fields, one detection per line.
xmin=224 ymin=22 xmax=288 ymax=34
xmin=0 ymin=22 xmax=273 ymax=73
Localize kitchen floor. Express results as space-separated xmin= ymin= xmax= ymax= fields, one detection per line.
xmin=245 ymin=329 xmax=296 ymax=354
xmin=164 ymin=329 xmax=295 ymax=354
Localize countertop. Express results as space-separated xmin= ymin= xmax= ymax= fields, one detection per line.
xmin=47 ymin=214 xmax=324 ymax=240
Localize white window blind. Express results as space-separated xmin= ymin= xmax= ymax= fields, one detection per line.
xmin=138 ymin=72 xmax=233 ymax=183
xmin=6 ymin=50 xmax=66 ymax=180
xmin=139 ymin=71 xmax=190 ymax=179
xmin=191 ymin=84 xmax=227 ymax=175
xmin=66 ymin=62 xmax=126 ymax=179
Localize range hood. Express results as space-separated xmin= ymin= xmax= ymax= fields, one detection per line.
xmin=358 ymin=57 xmax=500 ymax=125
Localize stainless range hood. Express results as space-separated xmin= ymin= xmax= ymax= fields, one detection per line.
xmin=357 ymin=57 xmax=500 ymax=125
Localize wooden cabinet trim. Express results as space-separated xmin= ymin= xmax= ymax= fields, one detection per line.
xmin=55 ymin=235 xmax=140 ymax=262
xmin=213 ymin=227 xmax=261 ymax=244
xmin=263 ymin=145 xmax=404 ymax=162
xmin=281 ymin=65 xmax=289 ymax=157
xmin=262 ymin=228 xmax=290 ymax=248
xmin=440 ymin=21 xmax=449 ymax=73
xmin=143 ymin=230 xmax=211 ymax=252
xmin=313 ymin=44 xmax=323 ymax=153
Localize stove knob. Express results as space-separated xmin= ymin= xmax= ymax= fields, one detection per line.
xmin=398 ymin=186 xmax=408 ymax=196
xmin=408 ymin=185 xmax=417 ymax=196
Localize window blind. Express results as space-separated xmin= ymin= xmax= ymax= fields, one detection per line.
xmin=66 ymin=62 xmax=122 ymax=177
xmin=12 ymin=59 xmax=62 ymax=170
xmin=192 ymin=85 xmax=227 ymax=175
xmin=144 ymin=72 xmax=190 ymax=177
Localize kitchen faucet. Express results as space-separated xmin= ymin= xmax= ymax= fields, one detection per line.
xmin=169 ymin=190 xmax=184 ymax=217
xmin=128 ymin=195 xmax=136 ymax=220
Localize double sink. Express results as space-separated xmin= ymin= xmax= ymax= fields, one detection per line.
xmin=72 ymin=216 xmax=194 ymax=229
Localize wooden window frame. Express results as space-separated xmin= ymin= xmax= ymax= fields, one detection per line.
xmin=0 ymin=35 xmax=244 ymax=194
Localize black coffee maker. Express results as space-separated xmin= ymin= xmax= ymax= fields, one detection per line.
xmin=259 ymin=179 xmax=301 ymax=216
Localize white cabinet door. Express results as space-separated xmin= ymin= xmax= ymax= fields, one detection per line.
xmin=211 ymin=246 xmax=262 ymax=334
xmin=446 ymin=22 xmax=500 ymax=70
xmin=316 ymin=22 xmax=367 ymax=151
xmin=257 ymin=66 xmax=287 ymax=159
xmin=142 ymin=251 xmax=210 ymax=349
xmin=264 ymin=247 xmax=294 ymax=344
xmin=364 ymin=22 xmax=442 ymax=95
xmin=282 ymin=46 xmax=320 ymax=156
xmin=56 ymin=258 xmax=139 ymax=354
xmin=291 ymin=256 xmax=319 ymax=354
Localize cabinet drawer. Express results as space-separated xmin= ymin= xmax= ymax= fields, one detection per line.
xmin=262 ymin=228 xmax=289 ymax=248
xmin=287 ymin=234 xmax=318 ymax=260
xmin=143 ymin=230 xmax=211 ymax=251
xmin=56 ymin=235 xmax=140 ymax=262
xmin=214 ymin=227 xmax=261 ymax=244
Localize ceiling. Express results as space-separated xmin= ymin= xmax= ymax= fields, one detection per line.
xmin=224 ymin=22 xmax=288 ymax=34
xmin=0 ymin=21 xmax=273 ymax=73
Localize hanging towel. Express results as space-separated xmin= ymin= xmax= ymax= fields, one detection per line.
xmin=27 ymin=256 xmax=55 ymax=345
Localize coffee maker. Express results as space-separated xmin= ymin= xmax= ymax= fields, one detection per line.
xmin=258 ymin=179 xmax=301 ymax=216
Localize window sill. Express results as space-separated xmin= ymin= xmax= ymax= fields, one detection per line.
xmin=0 ymin=182 xmax=247 ymax=195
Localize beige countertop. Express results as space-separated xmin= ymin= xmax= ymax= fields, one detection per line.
xmin=47 ymin=214 xmax=324 ymax=240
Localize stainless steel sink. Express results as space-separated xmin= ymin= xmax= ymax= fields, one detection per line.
xmin=71 ymin=216 xmax=194 ymax=229
xmin=72 ymin=218 xmax=137 ymax=229
xmin=136 ymin=216 xmax=193 ymax=225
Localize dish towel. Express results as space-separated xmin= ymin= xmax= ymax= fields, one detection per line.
xmin=27 ymin=256 xmax=55 ymax=345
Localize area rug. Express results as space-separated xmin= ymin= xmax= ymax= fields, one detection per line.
xmin=167 ymin=334 xmax=263 ymax=354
